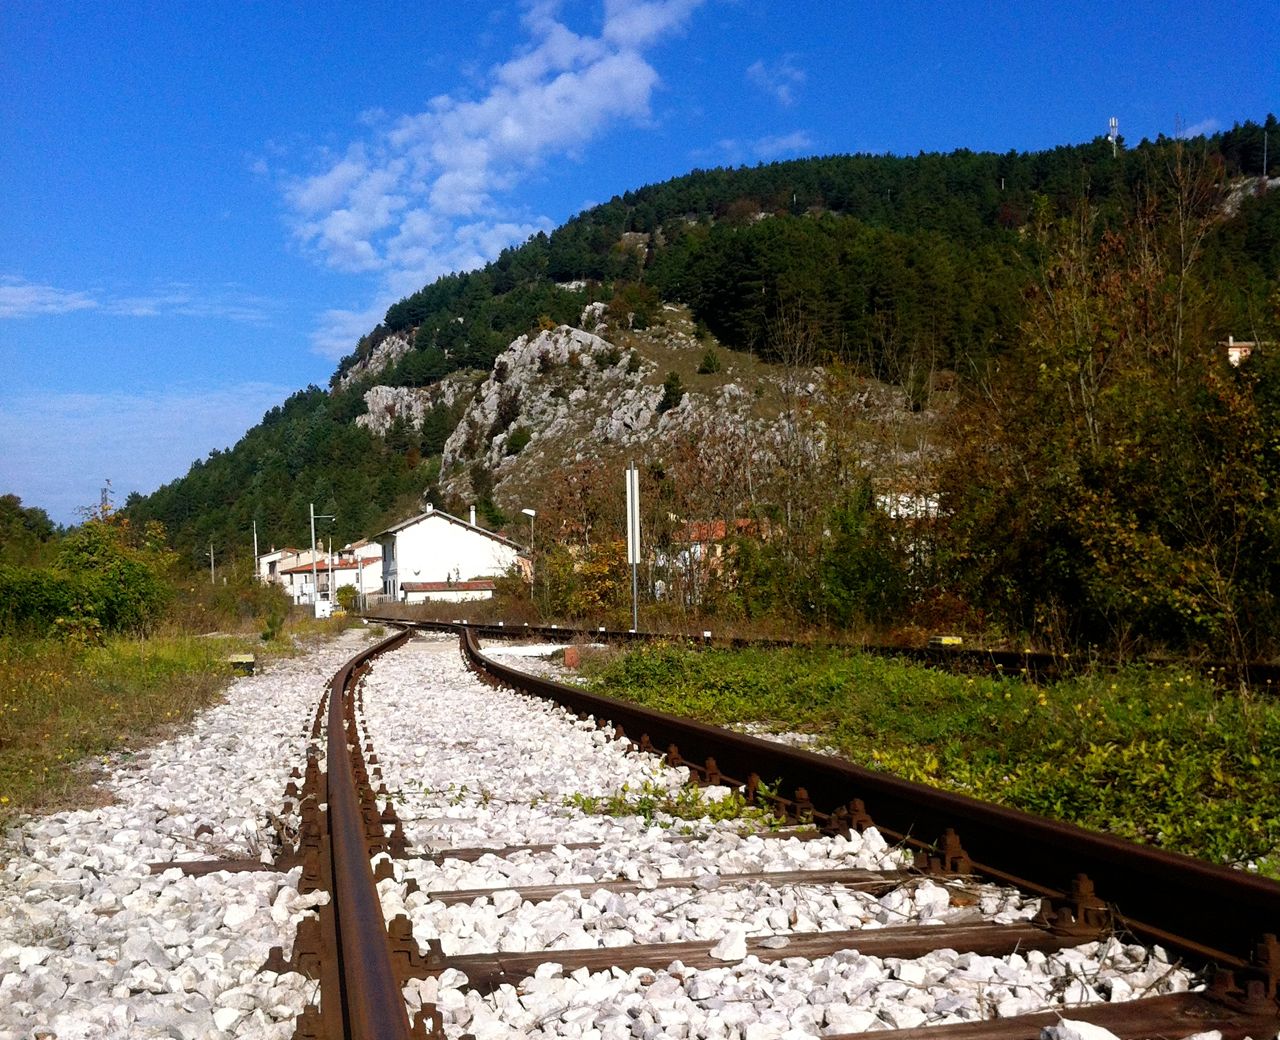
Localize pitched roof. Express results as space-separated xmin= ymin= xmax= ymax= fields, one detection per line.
xmin=374 ymin=505 xmax=522 ymax=550
xmin=401 ymin=579 xmax=497 ymax=593
xmin=278 ymin=556 xmax=381 ymax=576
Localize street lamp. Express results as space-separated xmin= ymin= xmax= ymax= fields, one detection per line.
xmin=521 ymin=508 xmax=536 ymax=585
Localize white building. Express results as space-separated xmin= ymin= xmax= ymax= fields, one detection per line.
xmin=374 ymin=505 xmax=523 ymax=602
xmin=276 ymin=552 xmax=383 ymax=606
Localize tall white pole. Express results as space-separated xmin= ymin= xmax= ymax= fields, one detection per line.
xmin=310 ymin=502 xmax=317 ymax=606
xmin=252 ymin=520 xmax=258 ymax=580
xmin=625 ymin=461 xmax=641 ymax=632
xmin=208 ymin=543 xmax=215 ymax=585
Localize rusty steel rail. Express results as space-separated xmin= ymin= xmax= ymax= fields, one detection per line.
xmin=412 ymin=621 xmax=1280 ymax=1013
xmin=324 ymin=626 xmax=416 ymax=1040
xmin=365 ymin=614 xmax=1280 ymax=692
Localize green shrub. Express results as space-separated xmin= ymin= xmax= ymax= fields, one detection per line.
xmin=697 ymin=349 xmax=722 ymax=375
xmin=505 ymin=426 xmax=533 ymax=455
xmin=335 ymin=584 xmax=359 ymax=611
xmin=657 ymin=371 xmax=686 ymax=414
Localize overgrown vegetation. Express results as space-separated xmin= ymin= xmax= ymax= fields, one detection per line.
xmin=0 ymin=498 xmax=342 ymax=821
xmin=564 ymin=779 xmax=781 ymax=828
xmin=585 ymin=643 xmax=1280 ymax=872
xmin=0 ymin=634 xmax=236 ymax=820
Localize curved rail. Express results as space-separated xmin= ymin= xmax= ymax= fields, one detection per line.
xmin=325 ymin=627 xmax=415 ymax=1040
xmin=425 ymin=622 xmax=1280 ymax=1008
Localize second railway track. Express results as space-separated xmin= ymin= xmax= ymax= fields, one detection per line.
xmin=253 ymin=622 xmax=1280 ymax=1039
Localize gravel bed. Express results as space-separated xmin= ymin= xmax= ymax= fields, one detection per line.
xmin=359 ymin=635 xmax=1198 ymax=1040
xmin=0 ymin=628 xmax=378 ymax=1040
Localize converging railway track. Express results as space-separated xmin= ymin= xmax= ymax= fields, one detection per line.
xmin=221 ymin=621 xmax=1278 ymax=1039
xmin=8 ymin=621 xmax=1273 ymax=1039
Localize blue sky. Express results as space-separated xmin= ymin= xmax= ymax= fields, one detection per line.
xmin=1 ymin=1 xmax=1275 ymax=524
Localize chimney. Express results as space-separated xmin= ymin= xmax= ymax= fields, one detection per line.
xmin=470 ymin=505 xmax=477 ymax=526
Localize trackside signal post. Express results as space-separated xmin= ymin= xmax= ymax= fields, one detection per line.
xmin=625 ymin=461 xmax=641 ymax=632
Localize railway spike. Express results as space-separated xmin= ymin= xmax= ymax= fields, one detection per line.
xmin=1248 ymin=933 xmax=1279 ymax=1005
xmin=1033 ymin=872 xmax=1110 ymax=937
xmin=794 ymin=787 xmax=814 ymax=823
xmin=386 ymin=913 xmax=425 ymax=974
xmin=388 ymin=820 xmax=409 ymax=858
xmin=292 ymin=1005 xmax=324 ymax=1040
xmin=848 ymin=798 xmax=874 ymax=832
xmin=705 ymin=758 xmax=722 ymax=785
xmin=914 ymin=827 xmax=972 ymax=875
xmin=410 ymin=1004 xmax=445 ymax=1040
xmin=666 ymin=743 xmax=683 ymax=767
xmin=261 ymin=944 xmax=290 ymax=975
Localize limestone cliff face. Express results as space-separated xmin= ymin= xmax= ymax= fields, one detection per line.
xmin=337 ymin=331 xmax=413 ymax=391
xmin=347 ymin=307 xmax=930 ymax=514
xmin=435 ymin=318 xmax=817 ymax=508
xmin=355 ymin=374 xmax=475 ymax=437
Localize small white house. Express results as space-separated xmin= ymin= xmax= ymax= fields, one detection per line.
xmin=329 ymin=554 xmax=383 ymax=597
xmin=375 ymin=505 xmax=523 ymax=602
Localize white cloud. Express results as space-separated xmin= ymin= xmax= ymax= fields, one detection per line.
xmin=751 ymin=131 xmax=814 ymax=159
xmin=747 ymin=54 xmax=806 ymax=107
xmin=0 ymin=383 xmax=292 ymax=525
xmin=1177 ymin=117 xmax=1220 ymax=139
xmin=310 ymin=300 xmax=391 ymax=360
xmin=284 ymin=0 xmax=703 ymax=359
xmin=0 ymin=276 xmax=275 ymax=324
xmin=104 ymin=283 xmax=276 ymax=323
xmin=0 ymin=277 xmax=97 ymax=318
xmin=699 ymin=130 xmax=815 ymax=166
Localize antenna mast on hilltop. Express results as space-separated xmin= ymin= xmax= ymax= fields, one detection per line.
xmin=1108 ymin=117 xmax=1119 ymax=158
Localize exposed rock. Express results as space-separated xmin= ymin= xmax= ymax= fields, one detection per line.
xmin=338 ymin=331 xmax=414 ymax=390
xmin=356 ymin=374 xmax=476 ymax=437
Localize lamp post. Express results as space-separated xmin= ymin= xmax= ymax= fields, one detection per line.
xmin=309 ymin=502 xmax=335 ymax=611
xmin=521 ymin=508 xmax=536 ymax=593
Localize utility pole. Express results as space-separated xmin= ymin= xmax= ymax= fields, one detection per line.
xmin=252 ymin=520 xmax=259 ymax=581
xmin=310 ymin=502 xmax=335 ymax=610
xmin=207 ymin=543 xmax=215 ymax=585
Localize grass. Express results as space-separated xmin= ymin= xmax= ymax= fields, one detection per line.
xmin=0 ymin=609 xmax=368 ymax=825
xmin=564 ymin=779 xmax=782 ymax=829
xmin=582 ymin=644 xmax=1280 ymax=874
xmin=0 ymin=633 xmax=241 ymax=821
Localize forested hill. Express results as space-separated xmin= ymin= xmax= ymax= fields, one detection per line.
xmin=127 ymin=119 xmax=1280 ymax=582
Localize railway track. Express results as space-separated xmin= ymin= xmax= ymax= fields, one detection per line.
xmin=149 ymin=621 xmax=1279 ymax=1038
xmin=372 ymin=615 xmax=1280 ymax=692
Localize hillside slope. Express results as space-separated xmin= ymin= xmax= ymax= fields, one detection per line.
xmin=126 ymin=123 xmax=1280 ymax=592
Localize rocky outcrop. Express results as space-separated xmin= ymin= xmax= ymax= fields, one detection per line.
xmin=352 ymin=309 xmax=933 ymax=514
xmin=440 ymin=326 xmax=656 ymax=477
xmin=338 ymin=331 xmax=413 ymax=391
xmin=355 ymin=373 xmax=475 ymax=437
xmin=435 ymin=321 xmax=824 ymax=506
